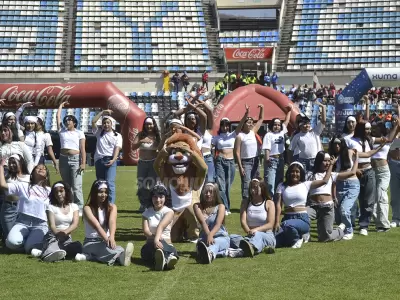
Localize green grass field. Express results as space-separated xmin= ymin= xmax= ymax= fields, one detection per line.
xmin=0 ymin=166 xmax=399 ymax=300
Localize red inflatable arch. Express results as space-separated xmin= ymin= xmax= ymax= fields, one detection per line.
xmin=0 ymin=82 xmax=145 ymax=166
xmin=212 ymin=84 xmax=300 ymax=135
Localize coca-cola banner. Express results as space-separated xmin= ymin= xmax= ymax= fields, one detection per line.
xmin=0 ymin=82 xmax=146 ymax=166
xmin=224 ymin=48 xmax=273 ymax=61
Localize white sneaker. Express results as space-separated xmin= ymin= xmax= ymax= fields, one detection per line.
xmin=343 ymin=233 xmax=354 ymax=240
xmin=154 ymin=248 xmax=166 ymax=271
xmin=227 ymin=248 xmax=244 ymax=258
xmin=75 ymin=253 xmax=87 ymax=261
xmin=302 ymin=233 xmax=310 ymax=243
xmin=31 ymin=249 xmax=42 ymax=258
xmin=359 ymin=229 xmax=368 ymax=236
xmin=390 ymin=221 xmax=398 ymax=228
xmin=42 ymin=250 xmax=66 ymax=262
xmin=119 ymin=242 xmax=134 ymax=267
xmin=79 ymin=210 xmax=83 ymax=217
xmin=292 ymin=238 xmax=304 ymax=249
xmin=166 ymin=255 xmax=178 ymax=270
xmin=188 ymin=238 xmax=198 ymax=244
xmin=338 ymin=223 xmax=346 ymax=231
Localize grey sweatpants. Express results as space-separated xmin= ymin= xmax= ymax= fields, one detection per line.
xmin=82 ymin=238 xmax=124 ymax=266
xmin=41 ymin=231 xmax=82 ymax=258
xmin=307 ymin=203 xmax=344 ymax=242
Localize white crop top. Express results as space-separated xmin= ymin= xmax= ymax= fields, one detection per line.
xmin=142 ymin=206 xmax=173 ymax=241
xmin=276 ymin=181 xmax=312 ymax=208
xmin=307 ymin=172 xmax=338 ymax=196
xmin=247 ymin=201 xmax=268 ymax=229
xmin=47 ymin=203 xmax=79 ymax=231
xmin=347 ymin=137 xmax=372 ymax=164
xmin=372 ymin=143 xmax=391 ymax=160
xmin=59 ymin=128 xmax=85 ymax=151
xmin=202 ymin=131 xmax=212 ymax=150
xmin=238 ymin=131 xmax=258 ymax=159
xmin=84 ymin=208 xmax=109 ymax=239
xmin=212 ymin=131 xmax=237 ymax=150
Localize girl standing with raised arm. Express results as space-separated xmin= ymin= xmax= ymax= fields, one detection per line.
xmin=75 ymin=180 xmax=133 ymax=266
xmin=141 ymin=184 xmax=178 ymax=271
xmin=57 ymin=101 xmax=86 ymax=214
xmin=91 ymin=110 xmax=123 ymax=204
xmin=212 ymin=105 xmax=248 ymax=214
xmin=234 ymin=104 xmax=264 ymax=202
xmin=31 ymin=181 xmax=82 ymax=262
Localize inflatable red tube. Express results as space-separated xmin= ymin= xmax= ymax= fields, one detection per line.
xmin=0 ymin=82 xmax=145 ymax=166
xmin=212 ymin=84 xmax=300 ymax=134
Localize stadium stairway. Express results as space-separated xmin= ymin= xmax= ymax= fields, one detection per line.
xmin=275 ymin=0 xmax=298 ymax=72
xmin=202 ymin=0 xmax=225 ymax=72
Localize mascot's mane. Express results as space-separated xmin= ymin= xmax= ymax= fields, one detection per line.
xmin=165 ymin=133 xmax=202 ymax=157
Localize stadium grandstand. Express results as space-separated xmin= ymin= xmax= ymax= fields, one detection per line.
xmin=0 ymin=0 xmax=399 ymax=162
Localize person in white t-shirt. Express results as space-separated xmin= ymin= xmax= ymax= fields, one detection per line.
xmin=57 ymin=101 xmax=86 ymax=213
xmin=30 ymin=181 xmax=82 ymax=262
xmin=0 ymin=154 xmax=30 ymax=240
xmin=75 ymin=180 xmax=133 ymax=266
xmin=0 ymin=99 xmax=24 ymax=142
xmin=234 ymin=104 xmax=264 ymax=202
xmin=262 ymin=106 xmax=292 ymax=198
xmin=91 ymin=110 xmax=123 ymax=204
xmin=21 ymin=116 xmax=42 ymax=166
xmin=289 ymin=102 xmax=326 ymax=172
xmin=212 ymin=106 xmax=248 ymax=214
xmin=35 ymin=116 xmax=59 ymax=173
xmin=142 ymin=183 xmax=178 ymax=271
xmin=0 ymin=162 xmax=51 ymax=253
xmin=274 ymin=161 xmax=333 ymax=249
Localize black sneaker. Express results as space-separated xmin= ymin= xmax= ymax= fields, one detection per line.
xmin=197 ymin=241 xmax=211 ymax=264
xmin=154 ymin=249 xmax=165 ymax=271
xmin=377 ymin=227 xmax=390 ymax=233
xmin=239 ymin=240 xmax=254 ymax=258
xmin=264 ymin=246 xmax=275 ymax=254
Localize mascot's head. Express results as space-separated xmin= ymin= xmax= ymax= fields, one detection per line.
xmin=164 ymin=133 xmax=202 ymax=176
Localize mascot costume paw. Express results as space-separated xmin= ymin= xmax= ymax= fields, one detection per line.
xmin=154 ymin=133 xmax=207 ymax=242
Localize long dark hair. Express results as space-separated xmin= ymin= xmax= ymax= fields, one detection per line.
xmin=312 ymin=151 xmax=326 ymax=174
xmin=353 ymin=122 xmax=373 ymax=151
xmin=329 ymin=136 xmax=351 ymax=171
xmin=49 ymin=181 xmax=73 ymax=207
xmin=0 ymin=124 xmax=17 ymax=143
xmin=342 ymin=115 xmax=356 ymax=134
xmin=217 ymin=118 xmax=230 ymax=135
xmin=30 ymin=164 xmax=50 ymax=188
xmin=138 ymin=117 xmax=161 ymax=143
xmin=86 ymin=180 xmax=111 ymax=227
xmin=8 ymin=155 xmax=29 ymax=180
xmin=248 ymin=178 xmax=270 ymax=203
xmin=284 ymin=163 xmax=306 ymax=186
xmin=100 ymin=117 xmax=118 ymax=137
xmin=184 ymin=112 xmax=199 ymax=133
xmin=23 ymin=120 xmax=38 ymax=149
xmin=268 ymin=118 xmax=283 ymax=132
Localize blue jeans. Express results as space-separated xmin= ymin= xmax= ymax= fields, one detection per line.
xmin=275 ymin=213 xmax=310 ymax=248
xmin=203 ymin=154 xmax=215 ymax=183
xmin=264 ymin=155 xmax=284 ymax=198
xmin=389 ymin=159 xmax=400 ymax=222
xmin=230 ymin=231 xmax=276 ymax=254
xmin=1 ymin=199 xmax=18 ymax=239
xmin=335 ymin=178 xmax=360 ymax=234
xmin=95 ymin=156 xmax=117 ymax=204
xmin=215 ymin=157 xmax=235 ymax=212
xmin=358 ymin=168 xmax=376 ymax=229
xmin=240 ymin=157 xmax=260 ymax=201
xmin=137 ymin=159 xmax=158 ymax=208
xmin=6 ymin=214 xmax=48 ymax=253
xmin=198 ymin=235 xmax=230 ymax=258
xmin=59 ymin=154 xmax=84 ymax=210
xmin=296 ymin=157 xmax=315 ymax=173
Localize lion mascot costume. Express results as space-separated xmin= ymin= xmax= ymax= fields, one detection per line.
xmin=154 ymin=132 xmax=207 ymax=242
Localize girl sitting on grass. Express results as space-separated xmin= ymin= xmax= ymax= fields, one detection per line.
xmin=229 ymin=178 xmax=276 ymax=257
xmin=0 ymin=163 xmax=51 ymax=253
xmin=31 ymin=181 xmax=82 ymax=262
xmin=194 ymin=183 xmax=229 ymax=264
xmin=141 ymin=183 xmax=178 ymax=271
xmin=75 ymin=180 xmax=133 ymax=266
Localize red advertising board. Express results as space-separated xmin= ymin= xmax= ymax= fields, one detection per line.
xmin=224 ymin=48 xmax=273 ymax=61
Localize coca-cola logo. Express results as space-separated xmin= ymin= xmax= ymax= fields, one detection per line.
xmin=0 ymin=85 xmax=75 ymax=107
xmin=232 ymin=48 xmax=268 ymax=60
